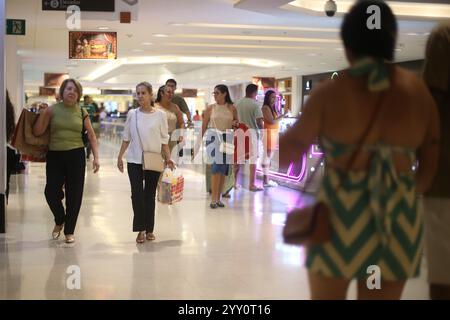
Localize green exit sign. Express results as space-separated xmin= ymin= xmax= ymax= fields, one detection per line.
xmin=6 ymin=19 xmax=26 ymax=35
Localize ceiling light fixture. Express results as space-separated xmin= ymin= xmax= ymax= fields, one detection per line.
xmin=84 ymin=56 xmax=279 ymax=82
xmin=173 ymin=34 xmax=339 ymax=44
xmin=287 ymin=0 xmax=450 ymax=19
xmin=179 ymin=22 xmax=338 ymax=33
xmin=98 ymin=26 xmax=110 ymax=30
xmin=153 ymin=34 xmax=169 ymax=38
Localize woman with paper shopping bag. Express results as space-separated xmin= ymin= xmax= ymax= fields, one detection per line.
xmin=33 ymin=79 xmax=100 ymax=244
xmin=201 ymin=84 xmax=239 ymax=209
xmin=117 ymin=82 xmax=175 ymax=244
xmin=159 ymin=168 xmax=184 ymax=205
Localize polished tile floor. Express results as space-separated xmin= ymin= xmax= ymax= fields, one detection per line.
xmin=1 ymin=141 xmax=429 ymax=299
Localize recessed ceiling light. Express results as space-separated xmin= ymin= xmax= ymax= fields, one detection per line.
xmin=98 ymin=26 xmax=109 ymax=30
xmin=133 ymin=49 xmax=144 ymax=52
xmin=169 ymin=22 xmax=185 ymax=26
xmin=153 ymin=34 xmax=169 ymax=38
xmin=221 ymin=79 xmax=227 ymax=82
xmin=141 ymin=42 xmax=153 ymax=46
xmin=406 ymin=32 xmax=419 ymax=36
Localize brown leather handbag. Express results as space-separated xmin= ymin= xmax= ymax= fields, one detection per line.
xmin=282 ymin=93 xmax=384 ymax=246
xmin=283 ymin=201 xmax=332 ymax=246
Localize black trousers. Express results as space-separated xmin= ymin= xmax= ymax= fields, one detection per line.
xmin=127 ymin=163 xmax=161 ymax=233
xmin=45 ymin=148 xmax=85 ymax=235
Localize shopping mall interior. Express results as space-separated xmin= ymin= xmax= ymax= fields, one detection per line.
xmin=0 ymin=0 xmax=449 ymax=300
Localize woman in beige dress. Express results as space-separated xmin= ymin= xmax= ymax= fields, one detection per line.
xmin=155 ymin=85 xmax=185 ymax=157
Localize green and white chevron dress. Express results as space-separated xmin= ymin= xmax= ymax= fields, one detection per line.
xmin=306 ymin=138 xmax=423 ymax=281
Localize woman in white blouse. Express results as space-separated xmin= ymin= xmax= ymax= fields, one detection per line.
xmin=117 ymin=82 xmax=175 ymax=243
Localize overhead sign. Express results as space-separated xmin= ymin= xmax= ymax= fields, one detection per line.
xmin=42 ymin=0 xmax=115 ymax=12
xmin=6 ymin=19 xmax=26 ymax=35
xmin=182 ymin=89 xmax=198 ymax=98
xmin=69 ymin=31 xmax=117 ymax=60
xmin=44 ymin=73 xmax=69 ymax=88
xmin=39 ymin=87 xmax=56 ymax=96
xmin=101 ymin=89 xmax=133 ymax=95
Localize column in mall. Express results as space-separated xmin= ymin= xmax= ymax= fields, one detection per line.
xmin=0 ymin=0 xmax=6 ymax=233
xmin=291 ymin=75 xmax=302 ymax=115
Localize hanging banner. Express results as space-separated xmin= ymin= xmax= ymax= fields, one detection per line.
xmin=44 ymin=73 xmax=69 ymax=87
xmin=181 ymin=89 xmax=197 ymax=98
xmin=69 ymin=31 xmax=117 ymax=60
xmin=39 ymin=87 xmax=57 ymax=96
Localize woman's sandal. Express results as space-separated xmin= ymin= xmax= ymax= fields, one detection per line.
xmin=146 ymin=233 xmax=156 ymax=241
xmin=52 ymin=224 xmax=64 ymax=240
xmin=217 ymin=201 xmax=225 ymax=208
xmin=65 ymin=234 xmax=75 ymax=244
xmin=136 ymin=231 xmax=146 ymax=244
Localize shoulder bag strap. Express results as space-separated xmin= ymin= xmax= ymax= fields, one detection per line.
xmin=134 ymin=109 xmax=145 ymax=152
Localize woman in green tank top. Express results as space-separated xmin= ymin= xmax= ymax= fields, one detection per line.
xmin=33 ymin=79 xmax=100 ymax=244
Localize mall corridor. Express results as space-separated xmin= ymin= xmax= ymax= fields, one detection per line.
xmin=0 ymin=141 xmax=429 ymax=299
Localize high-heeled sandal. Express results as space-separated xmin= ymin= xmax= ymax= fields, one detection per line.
xmin=136 ymin=231 xmax=146 ymax=244
xmin=52 ymin=224 xmax=64 ymax=240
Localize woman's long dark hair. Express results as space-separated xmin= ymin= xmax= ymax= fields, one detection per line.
xmin=6 ymin=90 xmax=15 ymax=142
xmin=214 ymin=84 xmax=233 ymax=105
xmin=263 ymin=90 xmax=277 ymax=115
xmin=155 ymin=85 xmax=167 ymax=103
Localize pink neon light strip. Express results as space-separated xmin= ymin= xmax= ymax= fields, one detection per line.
xmin=310 ymin=145 xmax=323 ymax=156
xmin=256 ymin=154 xmax=307 ymax=183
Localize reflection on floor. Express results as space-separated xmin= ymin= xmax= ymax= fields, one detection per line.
xmin=0 ymin=141 xmax=429 ymax=299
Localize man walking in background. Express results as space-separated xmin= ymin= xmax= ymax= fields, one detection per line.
xmin=165 ymin=79 xmax=192 ymax=126
xmin=235 ymin=84 xmax=264 ymax=191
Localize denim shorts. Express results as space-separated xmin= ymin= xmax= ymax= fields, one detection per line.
xmin=205 ymin=130 xmax=232 ymax=176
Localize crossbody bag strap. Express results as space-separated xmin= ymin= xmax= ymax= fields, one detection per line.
xmin=134 ymin=109 xmax=145 ymax=152
xmin=81 ymin=108 xmax=88 ymax=133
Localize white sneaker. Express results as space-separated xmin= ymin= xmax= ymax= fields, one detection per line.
xmin=264 ymin=180 xmax=278 ymax=187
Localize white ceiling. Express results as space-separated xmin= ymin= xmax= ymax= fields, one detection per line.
xmin=6 ymin=0 xmax=447 ymax=92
